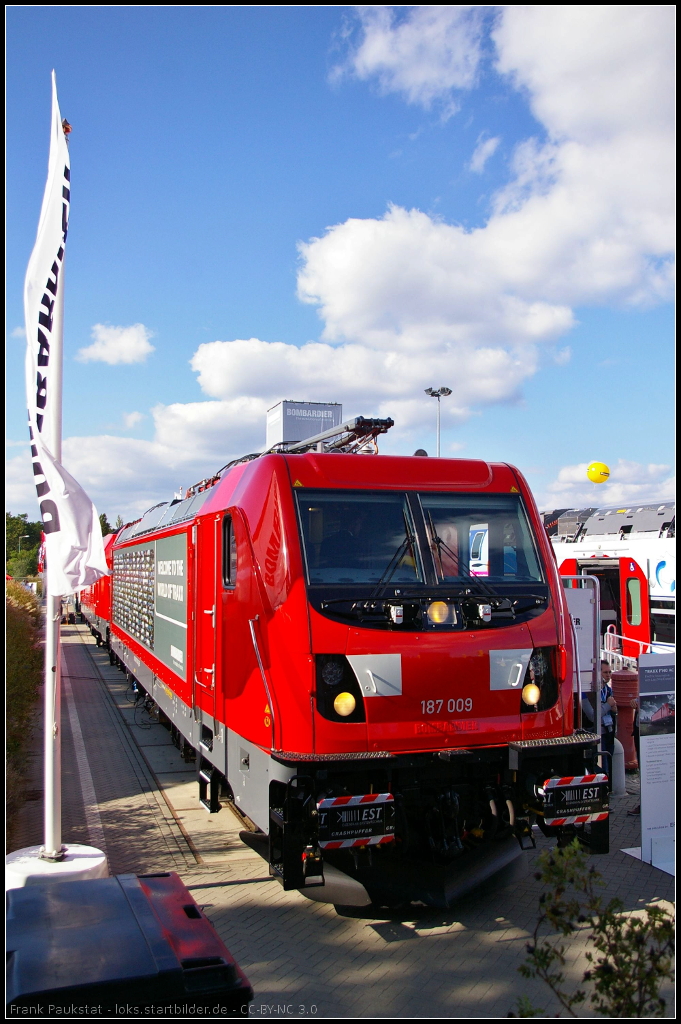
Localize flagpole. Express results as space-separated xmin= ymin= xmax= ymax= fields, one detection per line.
xmin=6 ymin=73 xmax=108 ymax=888
xmin=43 ymin=584 xmax=63 ymax=858
xmin=42 ymin=224 xmax=65 ymax=860
xmin=40 ymin=87 xmax=66 ymax=863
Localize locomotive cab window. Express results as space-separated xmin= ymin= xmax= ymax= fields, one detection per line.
xmin=420 ymin=493 xmax=544 ymax=583
xmin=296 ymin=490 xmax=423 ymax=585
xmin=223 ymin=515 xmax=238 ymax=587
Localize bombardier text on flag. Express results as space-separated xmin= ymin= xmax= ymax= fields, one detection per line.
xmin=24 ymin=72 xmax=108 ymax=596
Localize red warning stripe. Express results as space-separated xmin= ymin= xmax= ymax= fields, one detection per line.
xmin=317 ymin=792 xmax=393 ymax=808
xmin=544 ymin=811 xmax=609 ymax=826
xmin=543 ymin=773 xmax=608 ymax=788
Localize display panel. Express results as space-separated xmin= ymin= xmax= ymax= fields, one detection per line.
xmin=113 ymin=545 xmax=155 ymax=649
xmin=112 ymin=533 xmax=188 ymax=681
xmin=154 ymin=533 xmax=187 ymax=679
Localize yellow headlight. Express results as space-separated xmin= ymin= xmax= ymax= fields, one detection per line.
xmin=333 ymin=692 xmax=356 ymax=717
xmin=522 ymin=683 xmax=541 ymax=706
xmin=427 ymin=601 xmax=450 ymax=624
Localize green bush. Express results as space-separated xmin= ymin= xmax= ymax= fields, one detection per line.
xmin=6 ymin=581 xmax=43 ymax=844
xmin=6 ymin=579 xmax=42 ymax=623
xmin=7 ymin=547 xmax=39 ymax=578
xmin=511 ymin=839 xmax=674 ymax=1018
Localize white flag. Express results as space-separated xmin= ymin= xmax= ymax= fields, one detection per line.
xmin=24 ymin=72 xmax=108 ymax=597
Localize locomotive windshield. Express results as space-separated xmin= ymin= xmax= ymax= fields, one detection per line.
xmin=420 ymin=493 xmax=544 ymax=583
xmin=296 ymin=490 xmax=423 ymax=585
xmin=296 ymin=489 xmax=544 ymax=587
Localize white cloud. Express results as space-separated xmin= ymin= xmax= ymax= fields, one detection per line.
xmin=122 ymin=411 xmax=145 ymax=429
xmin=487 ymin=6 xmax=674 ymax=306
xmin=151 ymin=395 xmax=270 ymax=460
xmin=10 ymin=326 xmax=26 ymax=338
xmin=7 ymin=8 xmax=674 ymax=523
xmin=293 ymin=6 xmax=673 ymax=419
xmin=6 ymin=434 xmax=218 ymax=525
xmin=334 ymin=5 xmax=484 ymax=113
xmin=542 ymin=459 xmax=675 ymax=509
xmin=469 ymin=135 xmax=500 ymax=173
xmin=190 ymin=331 xmax=536 ymax=426
xmin=493 ymin=7 xmax=674 ymax=144
xmin=76 ymin=323 xmax=155 ymax=365
xmin=8 ymin=396 xmax=280 ymax=522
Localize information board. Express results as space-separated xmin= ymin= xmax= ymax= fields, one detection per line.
xmin=638 ymin=652 xmax=675 ymax=873
xmin=112 ymin=533 xmax=188 ymax=682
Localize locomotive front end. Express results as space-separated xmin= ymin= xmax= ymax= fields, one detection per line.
xmin=105 ymin=444 xmax=609 ymax=911
xmin=266 ymin=455 xmax=609 ymax=907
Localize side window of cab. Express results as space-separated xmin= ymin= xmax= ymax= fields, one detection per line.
xmin=223 ymin=515 xmax=238 ymax=587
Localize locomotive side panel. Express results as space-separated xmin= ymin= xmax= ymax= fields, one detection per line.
xmin=81 ymin=533 xmax=115 ymax=640
xmin=215 ymin=459 xmax=317 ymax=756
xmin=111 ymin=529 xmax=192 ymax=710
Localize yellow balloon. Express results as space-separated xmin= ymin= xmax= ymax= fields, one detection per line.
xmin=587 ymin=461 xmax=610 ymax=484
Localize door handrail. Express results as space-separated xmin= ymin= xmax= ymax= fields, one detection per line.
xmin=249 ymin=616 xmax=280 ymax=752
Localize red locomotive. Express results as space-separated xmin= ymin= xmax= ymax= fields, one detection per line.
xmin=80 ymin=532 xmax=115 ymax=647
xmin=651 ymin=702 xmax=674 ymax=723
xmin=81 ymin=417 xmax=609 ymax=909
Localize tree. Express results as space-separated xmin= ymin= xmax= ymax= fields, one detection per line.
xmin=99 ymin=512 xmax=113 ymax=536
xmin=510 ymin=840 xmax=674 ymax=1018
xmin=6 ymin=512 xmax=42 ymax=558
xmin=6 ymin=548 xmax=39 ymax=579
xmin=115 ymin=515 xmax=124 ymax=529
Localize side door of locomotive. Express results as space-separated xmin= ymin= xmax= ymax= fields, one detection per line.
xmin=619 ymin=556 xmax=651 ymax=657
xmin=193 ymin=514 xmax=220 ymax=718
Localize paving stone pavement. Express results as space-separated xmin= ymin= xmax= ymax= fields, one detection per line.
xmin=8 ymin=624 xmax=674 ymax=1019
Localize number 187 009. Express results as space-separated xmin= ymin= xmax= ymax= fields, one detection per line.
xmin=421 ymin=698 xmax=473 ymax=715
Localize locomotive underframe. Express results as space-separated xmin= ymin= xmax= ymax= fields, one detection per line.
xmin=80 ymin=604 xmax=110 ymax=648
xmin=111 ymin=633 xmax=608 ymax=908
xmin=267 ymin=735 xmax=607 ymax=904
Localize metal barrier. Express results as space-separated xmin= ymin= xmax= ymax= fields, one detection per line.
xmin=601 ymin=625 xmax=646 ymax=671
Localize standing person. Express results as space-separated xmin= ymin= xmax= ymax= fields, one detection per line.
xmin=628 ymin=696 xmax=641 ymax=816
xmin=631 ymin=696 xmax=640 ymax=766
xmin=599 ymin=660 xmax=618 ymax=766
xmin=582 ymin=662 xmax=618 ymax=771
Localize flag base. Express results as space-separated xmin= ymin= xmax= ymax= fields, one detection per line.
xmin=5 ymin=844 xmax=108 ymax=891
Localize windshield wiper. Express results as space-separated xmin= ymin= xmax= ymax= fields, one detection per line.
xmin=425 ymin=512 xmax=497 ymax=600
xmin=368 ymin=512 xmax=418 ymax=602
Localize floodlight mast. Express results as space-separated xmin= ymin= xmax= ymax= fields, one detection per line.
xmin=424 ymin=387 xmax=452 ymax=457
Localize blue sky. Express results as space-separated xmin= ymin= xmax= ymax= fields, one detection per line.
xmin=7 ymin=6 xmax=675 ymax=522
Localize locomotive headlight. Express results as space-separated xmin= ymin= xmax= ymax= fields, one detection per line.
xmin=321 ymin=661 xmax=344 ymax=687
xmin=333 ymin=692 xmax=356 ymax=717
xmin=522 ymin=683 xmax=541 ymax=706
xmin=427 ymin=601 xmax=450 ymax=624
